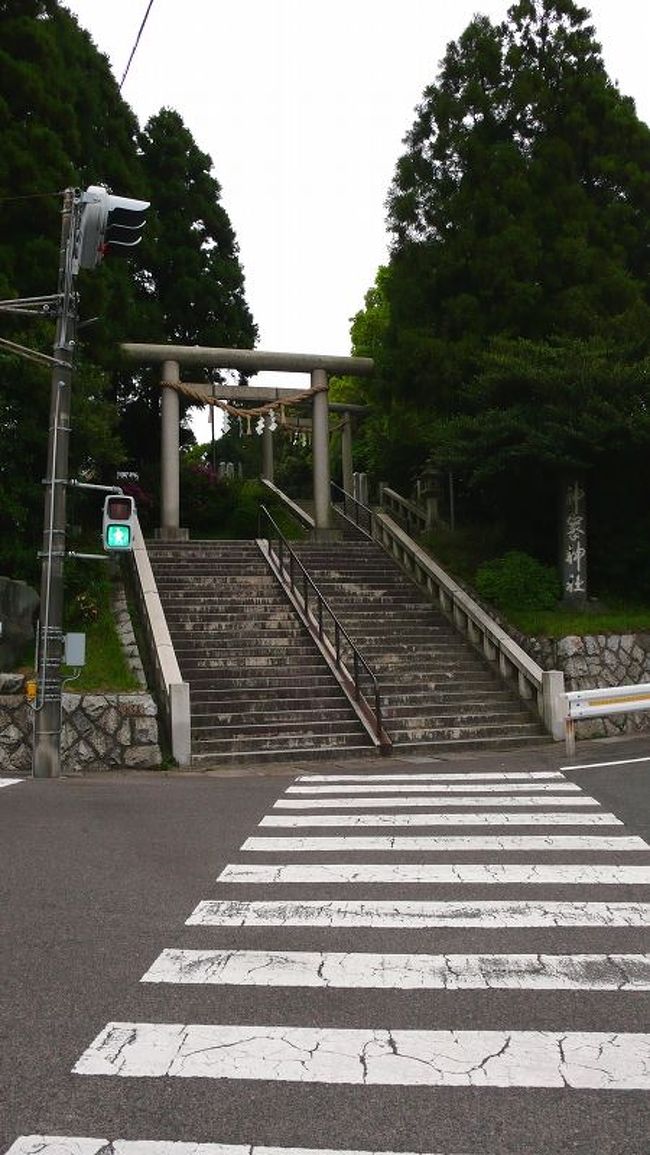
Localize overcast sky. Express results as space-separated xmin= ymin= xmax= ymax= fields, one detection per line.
xmin=63 ymin=0 xmax=650 ymax=441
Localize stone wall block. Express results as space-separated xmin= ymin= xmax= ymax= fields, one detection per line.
xmin=0 ymin=690 xmax=161 ymax=772
xmin=117 ymin=720 xmax=132 ymax=746
xmin=133 ymin=717 xmax=158 ymax=745
xmin=102 ymin=707 xmax=121 ymax=736
xmin=565 ymin=656 xmax=589 ymax=679
xmin=556 ymin=636 xmax=584 ymax=660
xmin=123 ymin=745 xmax=162 ymax=767
xmin=83 ymin=696 xmax=109 ymax=719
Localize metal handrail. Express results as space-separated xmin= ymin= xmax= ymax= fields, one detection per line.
xmin=258 ymin=504 xmax=386 ymax=743
xmin=330 ymin=481 xmax=373 ymax=536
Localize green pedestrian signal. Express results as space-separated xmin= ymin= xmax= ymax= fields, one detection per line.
xmin=102 ymin=494 xmax=136 ymax=552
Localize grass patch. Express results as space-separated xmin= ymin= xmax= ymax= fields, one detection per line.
xmin=62 ymin=604 xmax=139 ymax=692
xmin=418 ymin=525 xmax=650 ymax=638
xmin=62 ymin=559 xmax=139 ymax=693
xmin=507 ymin=605 xmax=650 ymax=638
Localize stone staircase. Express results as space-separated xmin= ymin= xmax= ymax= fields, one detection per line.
xmin=146 ymin=540 xmax=374 ymax=766
xmin=293 ymin=538 xmax=548 ymax=754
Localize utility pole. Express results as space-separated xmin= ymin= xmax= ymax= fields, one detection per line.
xmin=33 ymin=187 xmax=80 ymax=778
xmin=0 ymin=184 xmax=149 ymax=777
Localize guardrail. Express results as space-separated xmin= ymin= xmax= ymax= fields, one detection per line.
xmin=331 ymin=481 xmax=373 ymax=536
xmin=372 ymin=511 xmax=564 ymax=739
xmin=258 ymin=504 xmax=390 ymax=751
xmin=565 ymin=683 xmax=650 ymax=755
xmin=380 ymin=485 xmax=428 ymax=536
xmin=130 ymin=518 xmax=191 ymax=766
xmin=260 ymin=477 xmax=315 ymax=531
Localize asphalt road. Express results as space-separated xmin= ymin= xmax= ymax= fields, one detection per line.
xmin=2 ymin=735 xmax=650 ymax=1155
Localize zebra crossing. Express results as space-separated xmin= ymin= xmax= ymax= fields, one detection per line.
xmin=6 ymin=765 xmax=650 ymax=1152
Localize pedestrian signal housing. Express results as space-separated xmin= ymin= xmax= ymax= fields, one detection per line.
xmin=102 ymin=494 xmax=136 ymax=551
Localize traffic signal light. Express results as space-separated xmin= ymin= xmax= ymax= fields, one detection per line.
xmin=74 ymin=185 xmax=150 ymax=272
xmin=102 ymin=494 xmax=136 ymax=551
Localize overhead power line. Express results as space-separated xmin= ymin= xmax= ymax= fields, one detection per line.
xmin=119 ymin=0 xmax=156 ymax=91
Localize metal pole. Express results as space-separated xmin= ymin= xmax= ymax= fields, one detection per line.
xmin=33 ymin=187 xmax=79 ymax=778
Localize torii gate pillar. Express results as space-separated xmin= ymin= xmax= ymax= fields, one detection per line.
xmin=341 ymin=410 xmax=353 ymax=496
xmin=261 ymin=415 xmax=274 ymax=483
xmin=159 ymin=359 xmax=188 ymax=541
xmin=311 ymin=368 xmax=331 ymax=532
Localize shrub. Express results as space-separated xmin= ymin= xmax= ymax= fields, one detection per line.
xmin=474 ymin=551 xmax=560 ymax=612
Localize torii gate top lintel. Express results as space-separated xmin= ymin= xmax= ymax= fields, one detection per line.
xmin=121 ymin=343 xmax=374 ymax=379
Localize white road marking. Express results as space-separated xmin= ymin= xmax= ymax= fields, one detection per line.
xmin=73 ymin=1022 xmax=650 ymax=1088
xmin=260 ymin=811 xmax=620 ymax=828
xmin=217 ymin=861 xmax=650 ymax=885
xmin=186 ymin=898 xmax=650 ymax=928
xmin=0 ymin=777 xmax=23 ymax=787
xmin=5 ymin=1141 xmax=469 ymax=1155
xmin=141 ymin=948 xmax=650 ymax=991
xmin=294 ymin=772 xmax=565 ymax=784
xmin=274 ymin=794 xmax=597 ymax=810
xmin=562 ymin=756 xmax=650 ymax=771
xmin=287 ymin=782 xmax=578 ymax=795
xmin=242 ymin=834 xmax=648 ymax=852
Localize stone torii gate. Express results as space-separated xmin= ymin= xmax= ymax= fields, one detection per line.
xmin=121 ymin=344 xmax=374 ymax=539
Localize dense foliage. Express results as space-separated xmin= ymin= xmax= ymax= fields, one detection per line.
xmin=348 ymin=0 xmax=650 ymax=595
xmin=0 ymin=0 xmax=256 ymax=580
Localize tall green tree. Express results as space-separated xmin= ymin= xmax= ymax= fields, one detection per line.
xmin=0 ymin=2 xmax=257 ymax=575
xmin=0 ymin=0 xmax=145 ymax=575
xmin=359 ymin=0 xmax=650 ymax=591
xmin=117 ymin=109 xmax=258 ymax=466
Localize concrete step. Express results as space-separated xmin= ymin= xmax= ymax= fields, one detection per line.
xmin=385 ymin=720 xmax=543 ymax=742
xmin=193 ymin=728 xmax=370 ymax=755
xmin=180 ymin=656 xmax=335 ymax=672
xmin=188 ymin=677 xmax=339 ymax=695
xmin=383 ymin=707 xmax=531 ymax=725
xmin=190 ymin=743 xmax=377 ymax=768
xmin=191 ymin=705 xmax=357 ymax=726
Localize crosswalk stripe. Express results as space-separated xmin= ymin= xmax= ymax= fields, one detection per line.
xmin=286 ymin=782 xmax=579 ymax=795
xmin=274 ymin=794 xmax=598 ymax=809
xmin=292 ymin=776 xmax=568 ymax=794
xmin=293 ymin=772 xmax=565 ymax=785
xmin=242 ymin=834 xmax=648 ymax=851
xmin=216 ymin=861 xmax=650 ymax=885
xmin=186 ymin=898 xmax=650 ymax=928
xmin=72 ymin=1022 xmax=650 ymax=1088
xmin=259 ymin=811 xmax=619 ymax=828
xmin=0 ymin=777 xmax=23 ymax=788
xmin=5 ymin=1140 xmax=469 ymax=1155
xmin=141 ymin=948 xmax=650 ymax=990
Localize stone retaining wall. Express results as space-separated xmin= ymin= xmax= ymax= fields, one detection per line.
xmin=0 ymin=691 xmax=162 ymax=773
xmin=523 ymin=633 xmax=650 ymax=738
